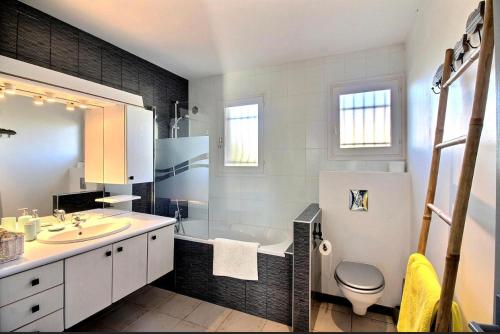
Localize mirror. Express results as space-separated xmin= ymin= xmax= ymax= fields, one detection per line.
xmin=0 ymin=92 xmax=107 ymax=220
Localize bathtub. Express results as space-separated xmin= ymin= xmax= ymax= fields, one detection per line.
xmin=174 ymin=219 xmax=293 ymax=257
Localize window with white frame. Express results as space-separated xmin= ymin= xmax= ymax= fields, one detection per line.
xmin=220 ymin=97 xmax=263 ymax=171
xmin=329 ymin=77 xmax=404 ymax=160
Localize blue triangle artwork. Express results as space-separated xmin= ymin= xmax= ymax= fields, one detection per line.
xmin=349 ymin=190 xmax=368 ymax=211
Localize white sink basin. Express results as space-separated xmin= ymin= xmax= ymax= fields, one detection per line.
xmin=37 ymin=218 xmax=131 ymax=244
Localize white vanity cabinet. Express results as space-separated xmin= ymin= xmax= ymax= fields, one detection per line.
xmin=112 ymin=234 xmax=148 ymax=302
xmin=147 ymin=225 xmax=174 ymax=283
xmin=85 ymin=104 xmax=154 ymax=185
xmin=64 ymin=226 xmax=173 ymax=329
xmin=65 ymin=245 xmax=113 ymax=328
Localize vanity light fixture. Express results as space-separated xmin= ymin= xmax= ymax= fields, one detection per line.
xmin=4 ymin=83 xmax=16 ymax=95
xmin=45 ymin=92 xmax=56 ymax=103
xmin=78 ymin=101 xmax=88 ymax=109
xmin=33 ymin=95 xmax=44 ymax=106
xmin=66 ymin=102 xmax=75 ymax=111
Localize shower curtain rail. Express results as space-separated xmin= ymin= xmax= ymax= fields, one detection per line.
xmin=415 ymin=0 xmax=494 ymax=331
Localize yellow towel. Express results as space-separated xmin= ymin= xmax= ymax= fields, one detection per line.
xmin=397 ymin=253 xmax=463 ymax=332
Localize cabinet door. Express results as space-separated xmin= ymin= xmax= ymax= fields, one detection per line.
xmin=126 ymin=106 xmax=153 ymax=184
xmin=147 ymin=225 xmax=174 ymax=284
xmin=65 ymin=245 xmax=112 ymax=328
xmin=112 ymin=234 xmax=148 ymax=302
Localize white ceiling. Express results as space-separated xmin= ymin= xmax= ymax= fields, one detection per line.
xmin=22 ymin=0 xmax=421 ymax=79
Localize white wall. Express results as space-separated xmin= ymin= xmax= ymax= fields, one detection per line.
xmin=319 ymin=171 xmax=411 ymax=307
xmin=0 ymin=94 xmax=84 ymax=217
xmin=407 ymin=0 xmax=496 ymax=324
xmin=189 ymin=44 xmax=406 ymax=230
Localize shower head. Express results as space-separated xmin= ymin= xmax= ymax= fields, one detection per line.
xmin=192 ymin=106 xmax=199 ymax=115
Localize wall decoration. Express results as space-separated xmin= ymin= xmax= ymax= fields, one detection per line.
xmin=349 ymin=190 xmax=368 ymax=211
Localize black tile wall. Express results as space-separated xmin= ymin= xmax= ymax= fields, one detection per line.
xmin=17 ymin=4 xmax=51 ymax=67
xmin=169 ymin=239 xmax=293 ymax=326
xmin=53 ymin=191 xmax=109 ymax=214
xmin=293 ymin=222 xmax=312 ymax=332
xmin=0 ymin=0 xmax=18 ymax=57
xmin=0 ymin=1 xmax=189 ymax=215
xmin=50 ymin=20 xmax=79 ymax=75
xmin=293 ymin=203 xmax=321 ymax=332
xmin=101 ymin=44 xmax=122 ymax=89
xmin=78 ymin=31 xmax=102 ymax=83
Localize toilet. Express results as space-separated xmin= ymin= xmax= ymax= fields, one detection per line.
xmin=334 ymin=261 xmax=385 ymax=315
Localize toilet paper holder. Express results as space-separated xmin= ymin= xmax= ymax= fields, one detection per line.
xmin=313 ymin=222 xmax=323 ymax=241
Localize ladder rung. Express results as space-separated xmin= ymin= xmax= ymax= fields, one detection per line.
xmin=435 ymin=135 xmax=467 ymax=149
xmin=442 ymin=48 xmax=481 ymax=88
xmin=427 ymin=204 xmax=452 ymax=226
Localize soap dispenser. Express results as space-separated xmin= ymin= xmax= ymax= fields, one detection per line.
xmin=31 ymin=209 xmax=41 ymax=234
xmin=17 ymin=208 xmax=32 ymax=231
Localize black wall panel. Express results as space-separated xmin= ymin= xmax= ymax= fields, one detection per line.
xmin=0 ymin=0 xmax=18 ymax=57
xmin=102 ymin=44 xmax=122 ymax=89
xmin=78 ymin=31 xmax=102 ymax=83
xmin=16 ymin=4 xmax=51 ymax=66
xmin=50 ymin=20 xmax=79 ymax=75
xmin=122 ymin=54 xmax=139 ymax=94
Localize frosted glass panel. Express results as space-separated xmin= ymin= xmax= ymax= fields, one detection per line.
xmin=155 ymin=136 xmax=209 ymax=239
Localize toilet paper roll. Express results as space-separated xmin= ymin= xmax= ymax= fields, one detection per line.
xmin=319 ymin=240 xmax=332 ymax=256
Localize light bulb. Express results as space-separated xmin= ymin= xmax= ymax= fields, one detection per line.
xmin=4 ymin=83 xmax=16 ymax=95
xmin=45 ymin=92 xmax=56 ymax=103
xmin=66 ymin=102 xmax=75 ymax=111
xmin=78 ymin=101 xmax=88 ymax=109
xmin=33 ymin=95 xmax=44 ymax=106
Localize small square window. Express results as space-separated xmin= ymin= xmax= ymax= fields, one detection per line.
xmin=329 ymin=76 xmax=404 ymax=161
xmin=224 ymin=103 xmax=259 ymax=167
xmin=339 ymin=89 xmax=391 ymax=149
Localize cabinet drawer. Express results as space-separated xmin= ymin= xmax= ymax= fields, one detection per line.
xmin=0 ymin=284 xmax=64 ymax=332
xmin=14 ymin=309 xmax=64 ymax=332
xmin=0 ymin=261 xmax=63 ymax=307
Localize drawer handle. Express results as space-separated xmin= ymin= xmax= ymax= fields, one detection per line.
xmin=31 ymin=305 xmax=40 ymax=313
xmin=152 ymin=235 xmax=157 ymax=240
xmin=31 ymin=278 xmax=40 ymax=286
xmin=105 ymin=250 xmax=112 ymax=257
xmin=117 ymin=246 xmax=123 ymax=252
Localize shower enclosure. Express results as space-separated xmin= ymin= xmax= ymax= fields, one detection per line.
xmin=155 ymin=101 xmax=209 ymax=239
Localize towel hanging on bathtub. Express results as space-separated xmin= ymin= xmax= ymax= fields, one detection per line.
xmin=213 ymin=238 xmax=259 ymax=281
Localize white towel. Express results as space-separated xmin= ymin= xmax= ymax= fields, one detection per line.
xmin=213 ymin=238 xmax=259 ymax=281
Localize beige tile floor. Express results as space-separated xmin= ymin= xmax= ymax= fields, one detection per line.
xmin=71 ymin=286 xmax=396 ymax=332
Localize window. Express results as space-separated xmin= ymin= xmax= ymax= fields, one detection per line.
xmin=220 ymin=97 xmax=263 ymax=172
xmin=339 ymin=89 xmax=391 ymax=148
xmin=329 ymin=77 xmax=404 ymax=160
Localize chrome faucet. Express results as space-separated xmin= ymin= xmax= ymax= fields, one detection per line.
xmin=72 ymin=213 xmax=87 ymax=228
xmin=53 ymin=209 xmax=66 ymax=223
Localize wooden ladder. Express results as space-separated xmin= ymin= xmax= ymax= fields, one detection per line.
xmin=416 ymin=0 xmax=495 ymax=331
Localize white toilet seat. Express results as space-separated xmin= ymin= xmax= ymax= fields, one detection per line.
xmin=335 ymin=273 xmax=385 ymax=294
xmin=334 ymin=261 xmax=385 ymax=315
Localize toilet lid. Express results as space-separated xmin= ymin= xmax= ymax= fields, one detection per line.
xmin=335 ymin=261 xmax=384 ymax=291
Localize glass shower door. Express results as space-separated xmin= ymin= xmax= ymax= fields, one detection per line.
xmin=155 ymin=136 xmax=209 ymax=239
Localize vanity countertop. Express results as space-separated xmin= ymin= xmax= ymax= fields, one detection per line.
xmin=0 ymin=211 xmax=176 ymax=279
